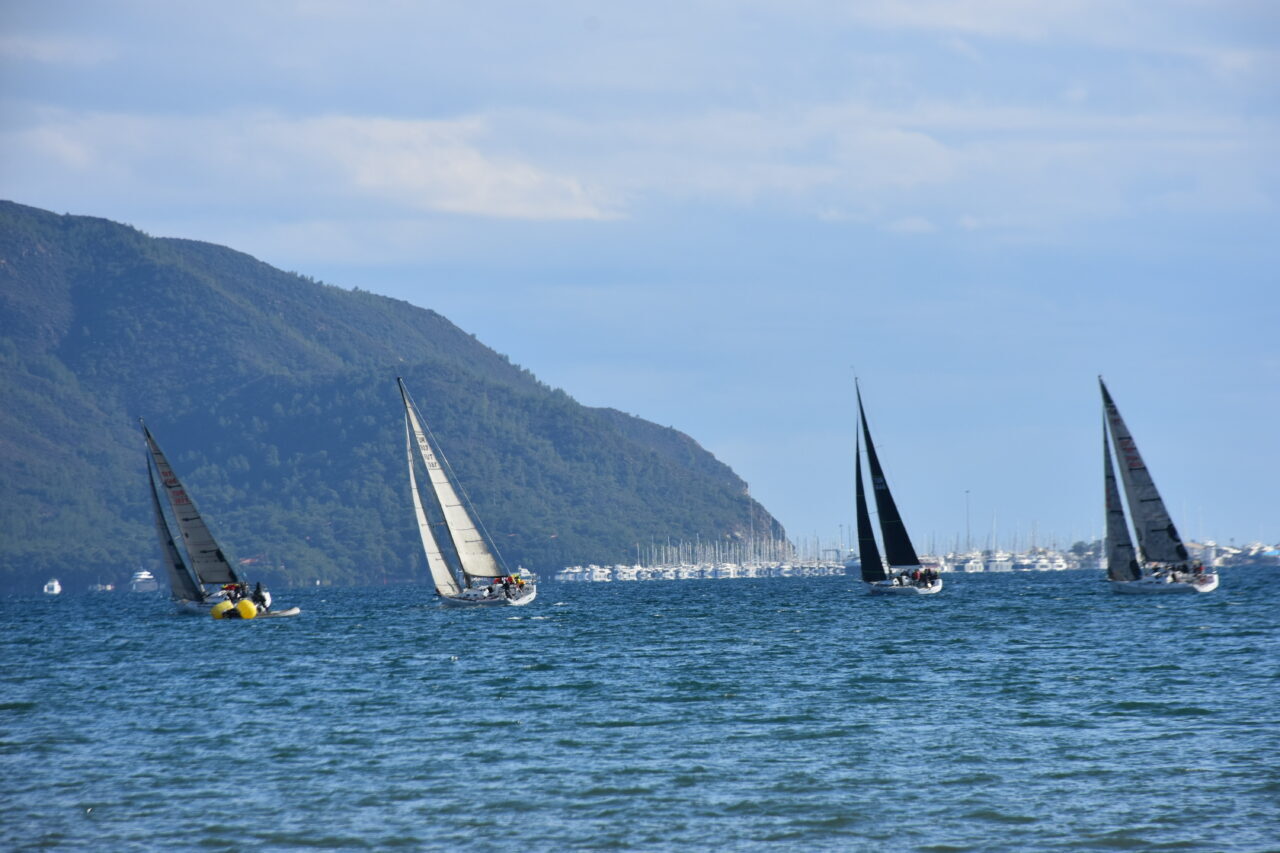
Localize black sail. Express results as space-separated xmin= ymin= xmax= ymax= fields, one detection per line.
xmin=1099 ymin=378 xmax=1189 ymax=565
xmin=141 ymin=423 xmax=243 ymax=587
xmin=146 ymin=455 xmax=205 ymax=602
xmin=1102 ymin=417 xmax=1141 ymax=582
xmin=855 ymin=431 xmax=886 ymax=582
xmin=857 ymin=385 xmax=921 ymax=569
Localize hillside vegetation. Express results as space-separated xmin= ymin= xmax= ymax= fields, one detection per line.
xmin=0 ymin=201 xmax=782 ymax=593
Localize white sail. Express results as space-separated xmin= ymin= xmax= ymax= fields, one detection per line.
xmin=1100 ymin=379 xmax=1189 ymax=565
xmin=404 ymin=411 xmax=463 ymax=596
xmin=399 ymin=380 xmax=505 ymax=580
xmin=1103 ymin=418 xmax=1141 ymax=582
xmin=142 ymin=425 xmax=242 ymax=586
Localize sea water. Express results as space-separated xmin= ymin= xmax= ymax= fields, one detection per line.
xmin=2 ymin=569 xmax=1277 ymax=851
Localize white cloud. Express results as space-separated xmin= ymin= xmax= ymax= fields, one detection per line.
xmin=0 ymin=110 xmax=616 ymax=222
xmin=3 ymin=94 xmax=1270 ymax=251
xmin=477 ymin=98 xmax=1273 ymax=236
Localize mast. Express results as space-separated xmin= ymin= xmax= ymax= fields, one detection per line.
xmin=854 ymin=419 xmax=886 ymax=582
xmin=1099 ymin=378 xmax=1189 ymax=565
xmin=145 ymin=453 xmax=205 ymax=602
xmin=141 ymin=422 xmax=242 ymax=587
xmin=856 ymin=382 xmax=922 ymax=569
xmin=1102 ymin=415 xmax=1141 ymax=581
xmin=397 ymin=378 xmax=504 ymax=584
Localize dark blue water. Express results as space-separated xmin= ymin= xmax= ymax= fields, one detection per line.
xmin=3 ymin=569 xmax=1278 ymax=851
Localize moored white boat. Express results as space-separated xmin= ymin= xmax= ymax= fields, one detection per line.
xmin=43 ymin=578 xmax=62 ymax=595
xmin=399 ymin=378 xmax=537 ymax=608
xmin=1099 ymin=379 xmax=1219 ymax=596
xmin=129 ymin=570 xmax=159 ymax=592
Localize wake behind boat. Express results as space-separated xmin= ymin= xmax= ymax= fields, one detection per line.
xmin=399 ymin=378 xmax=536 ymax=607
xmin=1100 ymin=379 xmax=1218 ymax=594
xmin=853 ymin=381 xmax=942 ymax=596
xmin=142 ymin=421 xmax=300 ymax=618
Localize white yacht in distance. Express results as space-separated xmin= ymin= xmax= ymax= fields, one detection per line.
xmin=129 ymin=569 xmax=159 ymax=593
xmin=985 ymin=552 xmax=1014 ymax=572
xmin=43 ymin=578 xmax=62 ymax=595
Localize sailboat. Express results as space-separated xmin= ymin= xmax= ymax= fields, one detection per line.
xmin=854 ymin=381 xmax=942 ymax=595
xmin=141 ymin=422 xmax=301 ymax=617
xmin=1100 ymin=379 xmax=1218 ymax=594
xmin=398 ymin=378 xmax=536 ymax=607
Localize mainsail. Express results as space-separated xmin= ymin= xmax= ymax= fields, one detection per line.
xmin=855 ymin=428 xmax=887 ymax=583
xmin=141 ymin=423 xmax=242 ymax=586
xmin=403 ymin=399 xmax=464 ymax=596
xmin=146 ymin=454 xmax=205 ymax=602
xmin=398 ymin=379 xmax=504 ymax=584
xmin=1102 ymin=417 xmax=1141 ymax=582
xmin=1099 ymin=379 xmax=1189 ymax=565
xmin=857 ymin=385 xmax=922 ymax=569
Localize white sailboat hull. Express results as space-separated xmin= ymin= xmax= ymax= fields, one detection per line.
xmin=1112 ymin=573 xmax=1218 ymax=594
xmin=439 ymin=584 xmax=538 ymax=607
xmin=174 ymin=588 xmax=238 ymax=615
xmin=866 ymin=579 xmax=943 ymax=595
xmin=257 ymin=606 xmax=302 ymax=618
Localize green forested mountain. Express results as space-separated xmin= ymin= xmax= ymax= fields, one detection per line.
xmin=0 ymin=201 xmax=784 ymax=594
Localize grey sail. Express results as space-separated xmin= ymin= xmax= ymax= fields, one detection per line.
xmin=1103 ymin=417 xmax=1141 ymax=582
xmin=146 ymin=454 xmax=205 ymax=602
xmin=1099 ymin=379 xmax=1189 ymax=565
xmin=402 ymin=398 xmax=464 ymax=596
xmin=857 ymin=384 xmax=922 ymax=569
xmin=141 ymin=424 xmax=243 ymax=586
xmin=398 ymin=379 xmax=505 ymax=582
xmin=855 ymin=429 xmax=887 ymax=583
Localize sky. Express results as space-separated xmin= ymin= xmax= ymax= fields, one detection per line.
xmin=2 ymin=1 xmax=1277 ymax=553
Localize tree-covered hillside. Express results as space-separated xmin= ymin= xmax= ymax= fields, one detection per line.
xmin=0 ymin=201 xmax=784 ymax=593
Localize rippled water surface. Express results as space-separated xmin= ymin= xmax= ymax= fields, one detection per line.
xmin=3 ymin=569 xmax=1278 ymax=851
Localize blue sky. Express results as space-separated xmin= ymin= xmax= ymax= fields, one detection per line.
xmin=3 ymin=1 xmax=1277 ymax=552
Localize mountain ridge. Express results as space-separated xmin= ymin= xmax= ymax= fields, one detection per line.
xmin=0 ymin=200 xmax=784 ymax=593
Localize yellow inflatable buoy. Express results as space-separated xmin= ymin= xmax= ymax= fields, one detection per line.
xmin=234 ymin=599 xmax=258 ymax=620
xmin=211 ymin=600 xmax=235 ymax=619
